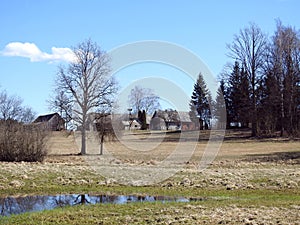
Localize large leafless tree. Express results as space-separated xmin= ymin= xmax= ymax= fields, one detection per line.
xmin=56 ymin=39 xmax=117 ymax=155
xmin=227 ymin=23 xmax=267 ymax=136
xmin=128 ymin=85 xmax=160 ymax=114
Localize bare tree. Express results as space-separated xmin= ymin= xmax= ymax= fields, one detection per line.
xmin=56 ymin=39 xmax=117 ymax=155
xmin=48 ymin=90 xmax=73 ymax=129
xmin=19 ymin=106 xmax=36 ymax=124
xmin=128 ymin=85 xmax=160 ymax=114
xmin=227 ymin=23 xmax=267 ymax=136
xmin=0 ymin=89 xmax=36 ymax=123
xmin=0 ymin=90 xmax=23 ymax=121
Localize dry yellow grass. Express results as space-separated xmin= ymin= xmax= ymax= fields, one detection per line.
xmin=46 ymin=130 xmax=300 ymax=164
xmin=46 ymin=131 xmax=79 ymax=155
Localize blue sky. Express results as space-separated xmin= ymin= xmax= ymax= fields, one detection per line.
xmin=0 ymin=0 xmax=299 ymax=115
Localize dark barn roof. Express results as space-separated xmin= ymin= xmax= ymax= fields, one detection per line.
xmin=33 ymin=113 xmax=65 ymax=131
xmin=34 ymin=113 xmax=59 ymax=123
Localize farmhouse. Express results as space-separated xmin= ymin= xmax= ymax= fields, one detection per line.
xmin=150 ymin=110 xmax=195 ymax=131
xmin=81 ymin=111 xmax=195 ymax=132
xmin=33 ymin=113 xmax=65 ymax=131
xmin=121 ymin=114 xmax=151 ymax=130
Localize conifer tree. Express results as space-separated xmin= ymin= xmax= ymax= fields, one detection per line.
xmin=214 ymin=80 xmax=227 ymax=129
xmin=189 ymin=73 xmax=211 ymax=130
xmin=222 ymin=62 xmax=251 ymax=128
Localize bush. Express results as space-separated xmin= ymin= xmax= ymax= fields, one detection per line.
xmin=0 ymin=120 xmax=48 ymax=162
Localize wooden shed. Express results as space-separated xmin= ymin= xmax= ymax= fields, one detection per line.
xmin=33 ymin=113 xmax=65 ymax=131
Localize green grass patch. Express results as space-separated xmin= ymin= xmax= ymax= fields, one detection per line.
xmin=1 ymin=189 xmax=299 ymax=225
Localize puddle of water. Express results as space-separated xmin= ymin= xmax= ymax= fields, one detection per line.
xmin=0 ymin=194 xmax=205 ymax=216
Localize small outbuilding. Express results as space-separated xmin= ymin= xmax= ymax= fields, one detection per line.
xmin=33 ymin=113 xmax=65 ymax=131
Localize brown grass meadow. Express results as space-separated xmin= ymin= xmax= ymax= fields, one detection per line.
xmin=0 ymin=129 xmax=299 ymax=224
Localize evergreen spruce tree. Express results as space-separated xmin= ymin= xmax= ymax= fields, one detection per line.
xmin=238 ymin=67 xmax=251 ymax=127
xmin=225 ymin=61 xmax=251 ymax=128
xmin=227 ymin=61 xmax=241 ymax=126
xmin=138 ymin=110 xmax=147 ymax=130
xmin=189 ymin=73 xmax=211 ymax=130
xmin=141 ymin=110 xmax=147 ymax=130
xmin=214 ymin=80 xmax=227 ymax=129
xmin=258 ymin=71 xmax=281 ymax=134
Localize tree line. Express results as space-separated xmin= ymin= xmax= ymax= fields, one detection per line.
xmin=13 ymin=21 xmax=300 ymax=158
xmin=50 ymin=21 xmax=300 ymax=157
xmin=190 ymin=21 xmax=300 ymax=137
xmin=2 ymin=20 xmax=297 ymax=159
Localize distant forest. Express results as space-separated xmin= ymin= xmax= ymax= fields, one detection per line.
xmin=190 ymin=21 xmax=300 ymax=137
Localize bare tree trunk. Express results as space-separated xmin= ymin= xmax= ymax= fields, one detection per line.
xmin=251 ymin=65 xmax=257 ymax=137
xmin=280 ymin=92 xmax=285 ymax=137
xmin=81 ymin=114 xmax=87 ymax=155
xmin=251 ymin=36 xmax=258 ymax=137
xmin=100 ymin=134 xmax=104 ymax=155
xmin=81 ymin=129 xmax=86 ymax=155
xmin=251 ymin=102 xmax=257 ymax=136
xmin=199 ymin=118 xmax=204 ymax=130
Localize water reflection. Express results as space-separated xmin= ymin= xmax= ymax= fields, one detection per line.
xmin=0 ymin=194 xmax=197 ymax=216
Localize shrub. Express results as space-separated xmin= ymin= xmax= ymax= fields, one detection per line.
xmin=0 ymin=120 xmax=48 ymax=162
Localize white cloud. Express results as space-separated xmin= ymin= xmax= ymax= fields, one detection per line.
xmin=1 ymin=42 xmax=75 ymax=63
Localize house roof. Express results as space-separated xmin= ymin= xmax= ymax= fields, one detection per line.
xmin=34 ymin=113 xmax=61 ymax=123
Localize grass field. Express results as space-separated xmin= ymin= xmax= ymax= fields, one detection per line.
xmin=0 ymin=130 xmax=299 ymax=224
